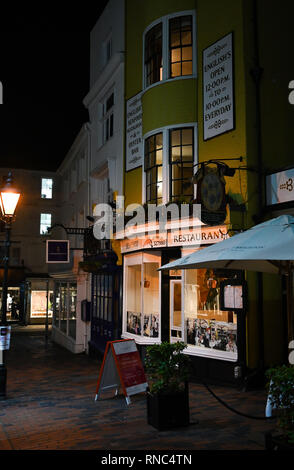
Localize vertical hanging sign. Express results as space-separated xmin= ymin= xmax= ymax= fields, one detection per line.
xmin=126 ymin=92 xmax=143 ymax=171
xmin=95 ymin=339 xmax=148 ymax=405
xmin=203 ymin=32 xmax=234 ymax=140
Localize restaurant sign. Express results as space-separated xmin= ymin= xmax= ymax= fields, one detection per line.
xmin=120 ymin=226 xmax=228 ymax=253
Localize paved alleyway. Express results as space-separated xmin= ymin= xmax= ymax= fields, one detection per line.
xmin=0 ymin=326 xmax=276 ymax=451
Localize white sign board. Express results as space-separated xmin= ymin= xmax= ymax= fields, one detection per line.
xmin=266 ymin=168 xmax=294 ymax=205
xmin=224 ymin=285 xmax=243 ymax=310
xmin=203 ymin=32 xmax=234 ymax=140
xmin=0 ymin=326 xmax=11 ymax=351
xmin=126 ymin=92 xmax=143 ymax=171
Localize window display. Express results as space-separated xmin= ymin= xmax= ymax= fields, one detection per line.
xmin=54 ymin=281 xmax=77 ymax=339
xmin=30 ymin=290 xmax=53 ymax=318
xmin=124 ymin=253 xmax=160 ymax=341
xmin=184 ymin=268 xmax=237 ymax=359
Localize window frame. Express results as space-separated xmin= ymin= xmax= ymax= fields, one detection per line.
xmin=41 ymin=178 xmax=53 ymax=199
xmin=40 ymin=213 xmax=52 ymax=235
xmin=169 ymin=126 xmax=195 ymax=202
xmin=142 ymin=123 xmax=198 ymax=205
xmin=122 ymin=252 xmax=162 ymax=345
xmin=142 ymin=10 xmax=197 ymax=91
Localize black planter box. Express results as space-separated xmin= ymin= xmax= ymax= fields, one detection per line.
xmin=265 ymin=432 xmax=294 ymax=451
xmin=147 ymin=384 xmax=190 ymax=431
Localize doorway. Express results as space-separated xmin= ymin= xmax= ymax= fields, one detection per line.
xmin=170 ymin=280 xmax=183 ymax=342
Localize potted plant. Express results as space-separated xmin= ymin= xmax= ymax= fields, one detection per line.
xmin=145 ymin=341 xmax=191 ymax=431
xmin=265 ymin=365 xmax=294 ymax=450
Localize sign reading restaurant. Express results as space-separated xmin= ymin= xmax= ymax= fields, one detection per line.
xmin=126 ymin=92 xmax=143 ymax=171
xmin=120 ymin=226 xmax=228 ymax=254
xmin=203 ymin=32 xmax=234 ymax=140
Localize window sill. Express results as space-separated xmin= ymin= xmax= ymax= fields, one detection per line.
xmin=184 ymin=344 xmax=238 ymax=362
xmin=122 ymin=332 xmax=161 ymax=345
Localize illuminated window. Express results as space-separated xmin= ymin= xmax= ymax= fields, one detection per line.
xmin=169 ymin=16 xmax=193 ymax=78
xmin=124 ymin=253 xmax=161 ymax=340
xmin=184 ymin=268 xmax=238 ymax=360
xmin=144 ymin=132 xmax=163 ymax=204
xmin=143 ymin=11 xmax=195 ymax=89
xmin=144 ymin=23 xmax=163 ymax=87
xmin=41 ymin=178 xmax=53 ymax=199
xmin=170 ymin=127 xmax=194 ymax=201
xmin=40 ymin=213 xmax=52 ymax=235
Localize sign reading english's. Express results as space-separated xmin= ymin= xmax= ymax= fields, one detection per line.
xmin=203 ymin=32 xmax=234 ymax=140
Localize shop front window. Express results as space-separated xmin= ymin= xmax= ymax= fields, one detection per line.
xmin=184 ymin=268 xmax=238 ymax=360
xmin=0 ymin=287 xmax=21 ymax=321
xmin=54 ymin=281 xmax=77 ymax=339
xmin=68 ymin=283 xmax=77 ymax=340
xmin=124 ymin=253 xmax=160 ymax=341
xmin=30 ymin=290 xmax=53 ymax=319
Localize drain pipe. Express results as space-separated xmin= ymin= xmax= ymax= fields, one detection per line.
xmin=250 ymin=0 xmax=265 ymax=377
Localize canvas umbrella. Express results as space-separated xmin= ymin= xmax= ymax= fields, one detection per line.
xmin=160 ymin=214 xmax=294 ymax=343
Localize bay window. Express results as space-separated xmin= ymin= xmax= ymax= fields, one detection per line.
xmin=143 ymin=11 xmax=196 ymax=89
xmin=170 ymin=127 xmax=194 ymax=202
xmin=143 ymin=125 xmax=196 ymax=205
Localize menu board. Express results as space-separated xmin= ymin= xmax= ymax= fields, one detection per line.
xmin=224 ymin=285 xmax=243 ymax=310
xmin=95 ymin=339 xmax=148 ymax=405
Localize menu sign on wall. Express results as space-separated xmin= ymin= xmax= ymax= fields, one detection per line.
xmin=126 ymin=92 xmax=143 ymax=171
xmin=203 ymin=32 xmax=234 ymax=140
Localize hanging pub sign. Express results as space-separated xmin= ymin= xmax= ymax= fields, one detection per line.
xmin=95 ymin=339 xmax=148 ymax=405
xmin=194 ymin=164 xmax=227 ymax=225
xmin=203 ymin=32 xmax=234 ymax=140
xmin=46 ymin=240 xmax=70 ymax=263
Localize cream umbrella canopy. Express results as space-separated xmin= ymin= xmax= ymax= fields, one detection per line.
xmin=160 ymin=214 xmax=294 ymax=343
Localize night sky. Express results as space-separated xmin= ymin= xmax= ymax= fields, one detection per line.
xmin=0 ymin=3 xmax=108 ymax=172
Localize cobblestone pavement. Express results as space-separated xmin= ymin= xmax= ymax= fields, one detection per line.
xmin=0 ymin=326 xmax=276 ymax=452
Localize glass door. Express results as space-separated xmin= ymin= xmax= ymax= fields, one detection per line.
xmin=170 ymin=280 xmax=183 ymax=342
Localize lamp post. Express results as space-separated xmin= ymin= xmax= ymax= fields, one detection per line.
xmin=0 ymin=171 xmax=21 ymax=399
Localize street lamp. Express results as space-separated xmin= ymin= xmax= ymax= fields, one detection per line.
xmin=0 ymin=171 xmax=21 ymax=399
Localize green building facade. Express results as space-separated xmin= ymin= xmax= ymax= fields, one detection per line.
xmin=120 ymin=0 xmax=294 ymax=384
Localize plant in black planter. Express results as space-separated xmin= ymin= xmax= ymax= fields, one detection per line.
xmin=145 ymin=341 xmax=191 ymax=431
xmin=265 ymin=365 xmax=294 ymax=450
